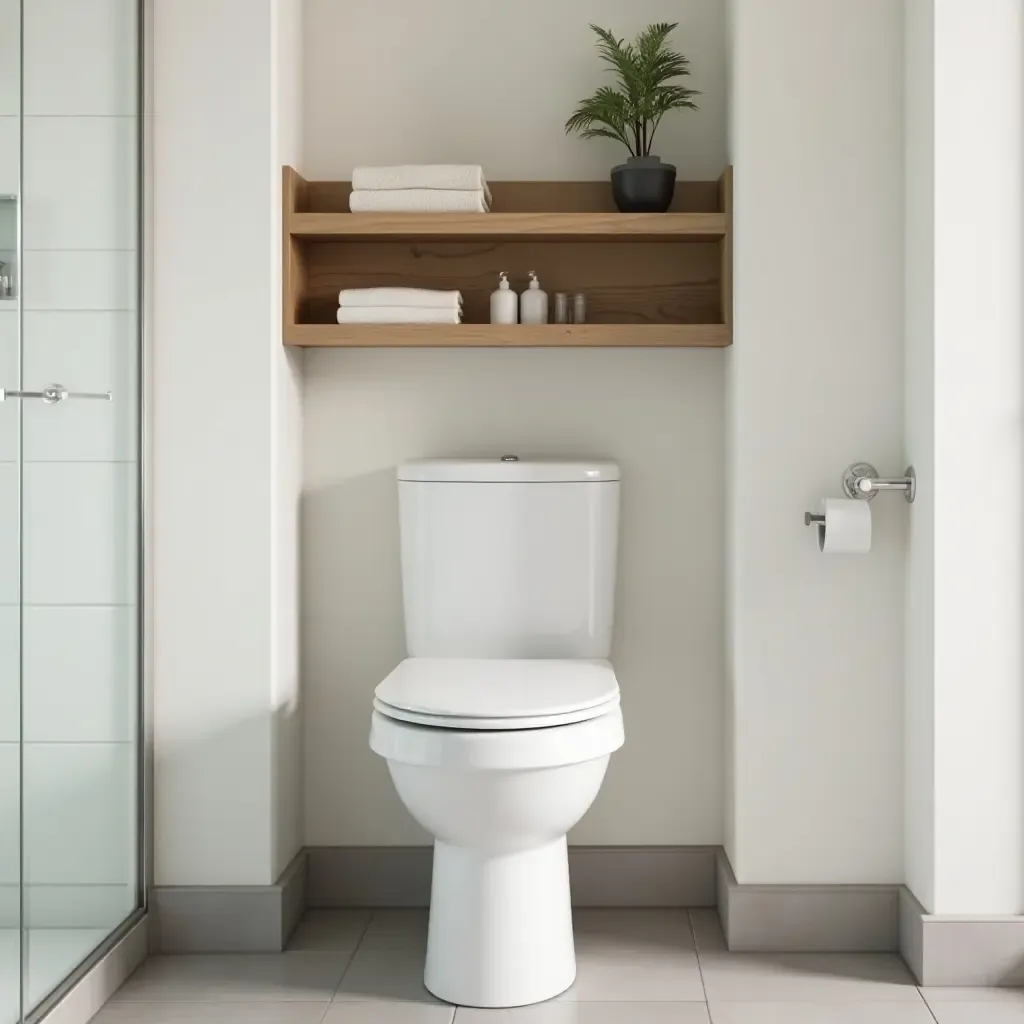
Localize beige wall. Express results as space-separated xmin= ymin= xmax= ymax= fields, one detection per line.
xmin=727 ymin=0 xmax=906 ymax=883
xmin=302 ymin=0 xmax=727 ymax=182
xmin=301 ymin=0 xmax=728 ymax=846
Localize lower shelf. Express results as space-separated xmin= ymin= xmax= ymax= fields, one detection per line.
xmin=284 ymin=323 xmax=730 ymax=348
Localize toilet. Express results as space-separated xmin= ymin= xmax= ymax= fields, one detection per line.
xmin=369 ymin=457 xmax=625 ymax=1008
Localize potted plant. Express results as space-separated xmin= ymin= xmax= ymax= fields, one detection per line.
xmin=566 ymin=22 xmax=700 ymax=213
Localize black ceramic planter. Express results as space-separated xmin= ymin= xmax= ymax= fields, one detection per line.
xmin=610 ymin=156 xmax=677 ymax=213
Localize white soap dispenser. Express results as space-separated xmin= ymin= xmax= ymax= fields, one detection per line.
xmin=490 ymin=271 xmax=518 ymax=324
xmin=519 ymin=271 xmax=548 ymax=325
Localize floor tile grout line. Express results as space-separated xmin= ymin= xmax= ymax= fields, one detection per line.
xmin=917 ymin=985 xmax=942 ymax=1023
xmin=349 ymin=909 xmax=375 ymax=955
xmin=106 ymin=999 xmax=340 ymax=1007
xmin=327 ymin=909 xmax=376 ymax=998
xmin=687 ymin=908 xmax=711 ymax=1004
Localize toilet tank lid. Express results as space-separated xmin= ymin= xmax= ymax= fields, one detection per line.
xmin=398 ymin=458 xmax=619 ymax=483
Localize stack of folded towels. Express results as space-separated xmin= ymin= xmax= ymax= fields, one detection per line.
xmin=350 ymin=165 xmax=491 ymax=213
xmin=337 ymin=287 xmax=463 ymax=325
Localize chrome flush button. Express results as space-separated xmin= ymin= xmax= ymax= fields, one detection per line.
xmin=501 ymin=455 xmax=519 ymax=461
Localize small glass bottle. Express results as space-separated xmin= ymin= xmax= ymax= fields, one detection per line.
xmin=554 ymin=293 xmax=571 ymax=324
xmin=573 ymin=293 xmax=586 ymax=324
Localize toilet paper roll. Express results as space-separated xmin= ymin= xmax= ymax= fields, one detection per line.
xmin=816 ymin=497 xmax=872 ymax=554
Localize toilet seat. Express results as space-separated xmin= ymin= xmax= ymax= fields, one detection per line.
xmin=371 ymin=705 xmax=625 ymax=769
xmin=374 ymin=657 xmax=620 ymax=731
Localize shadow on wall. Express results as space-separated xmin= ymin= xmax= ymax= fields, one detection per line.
xmin=301 ymin=469 xmax=415 ymax=842
xmin=297 ymin=347 xmax=727 ymax=850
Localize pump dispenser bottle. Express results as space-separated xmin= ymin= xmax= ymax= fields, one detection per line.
xmin=519 ymin=271 xmax=548 ymax=325
xmin=490 ymin=271 xmax=518 ymax=324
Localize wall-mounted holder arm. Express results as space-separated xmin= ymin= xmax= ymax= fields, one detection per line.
xmin=842 ymin=462 xmax=916 ymax=503
xmin=803 ymin=462 xmax=916 ymax=531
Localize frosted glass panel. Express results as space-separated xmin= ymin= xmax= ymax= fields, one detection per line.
xmin=0 ymin=1 xmax=21 ymax=1017
xmin=2 ymin=1 xmax=143 ymax=1020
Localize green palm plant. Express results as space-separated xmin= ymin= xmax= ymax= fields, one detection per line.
xmin=565 ymin=22 xmax=699 ymax=158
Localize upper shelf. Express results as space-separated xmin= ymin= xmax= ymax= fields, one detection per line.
xmin=288 ymin=175 xmax=727 ymax=235
xmin=289 ymin=210 xmax=726 ymax=242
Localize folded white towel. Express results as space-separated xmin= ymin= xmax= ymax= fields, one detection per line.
xmin=336 ymin=306 xmax=462 ymax=324
xmin=353 ymin=165 xmax=491 ymax=205
xmin=349 ymin=189 xmax=489 ymax=213
xmin=338 ymin=288 xmax=462 ymax=309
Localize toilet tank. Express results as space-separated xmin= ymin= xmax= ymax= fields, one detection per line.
xmin=398 ymin=458 xmax=620 ymax=658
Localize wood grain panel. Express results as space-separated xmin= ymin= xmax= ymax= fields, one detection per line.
xmin=304 ymin=239 xmax=721 ymax=326
xmin=290 ymin=210 xmax=725 ymax=241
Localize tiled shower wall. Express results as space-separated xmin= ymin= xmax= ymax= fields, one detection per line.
xmin=0 ymin=0 xmax=138 ymax=928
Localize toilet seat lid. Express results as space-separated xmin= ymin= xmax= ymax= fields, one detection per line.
xmin=372 ymin=694 xmax=620 ymax=731
xmin=374 ymin=658 xmax=620 ymax=723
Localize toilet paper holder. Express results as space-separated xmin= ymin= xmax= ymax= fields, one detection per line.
xmin=804 ymin=462 xmax=916 ymax=527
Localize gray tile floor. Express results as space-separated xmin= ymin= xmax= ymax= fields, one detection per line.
xmin=92 ymin=908 xmax=1024 ymax=1023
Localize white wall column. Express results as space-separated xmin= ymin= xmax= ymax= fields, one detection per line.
xmin=153 ymin=0 xmax=303 ymax=887
xmin=904 ymin=0 xmax=1024 ymax=916
xmin=726 ymin=0 xmax=905 ymax=883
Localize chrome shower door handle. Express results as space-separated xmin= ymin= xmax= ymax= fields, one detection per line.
xmin=43 ymin=384 xmax=113 ymax=404
xmin=0 ymin=383 xmax=112 ymax=403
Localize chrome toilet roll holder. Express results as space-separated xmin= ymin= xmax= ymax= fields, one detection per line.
xmin=804 ymin=462 xmax=916 ymax=527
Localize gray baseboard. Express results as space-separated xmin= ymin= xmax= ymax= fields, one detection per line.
xmin=716 ymin=850 xmax=900 ymax=952
xmin=306 ymin=845 xmax=718 ymax=908
xmin=899 ymin=886 xmax=1024 ymax=986
xmin=160 ymin=843 xmax=1023 ymax=974
xmin=307 ymin=846 xmax=433 ymax=907
xmin=281 ymin=850 xmax=308 ymax=942
xmin=152 ymin=850 xmax=307 ymax=952
xmin=570 ymin=846 xmax=717 ymax=907
xmin=898 ymin=887 xmax=925 ymax=981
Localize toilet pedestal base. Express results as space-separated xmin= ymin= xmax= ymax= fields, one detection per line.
xmin=424 ymin=836 xmax=576 ymax=1007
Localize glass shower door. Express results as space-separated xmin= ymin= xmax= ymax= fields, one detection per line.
xmin=1 ymin=1 xmax=142 ymax=1020
xmin=0 ymin=0 xmax=24 ymax=1020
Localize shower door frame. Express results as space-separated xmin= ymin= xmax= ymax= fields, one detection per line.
xmin=16 ymin=0 xmax=152 ymax=1017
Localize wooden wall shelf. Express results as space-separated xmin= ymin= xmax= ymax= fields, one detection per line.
xmin=283 ymin=168 xmax=732 ymax=347
xmin=289 ymin=211 xmax=727 ymax=242
xmin=286 ymin=323 xmax=730 ymax=348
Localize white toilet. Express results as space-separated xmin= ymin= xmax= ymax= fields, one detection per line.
xmin=369 ymin=456 xmax=625 ymax=1008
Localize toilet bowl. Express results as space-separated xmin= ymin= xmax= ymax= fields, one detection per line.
xmin=371 ymin=657 xmax=624 ymax=1008
xmin=370 ymin=457 xmax=624 ymax=1007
